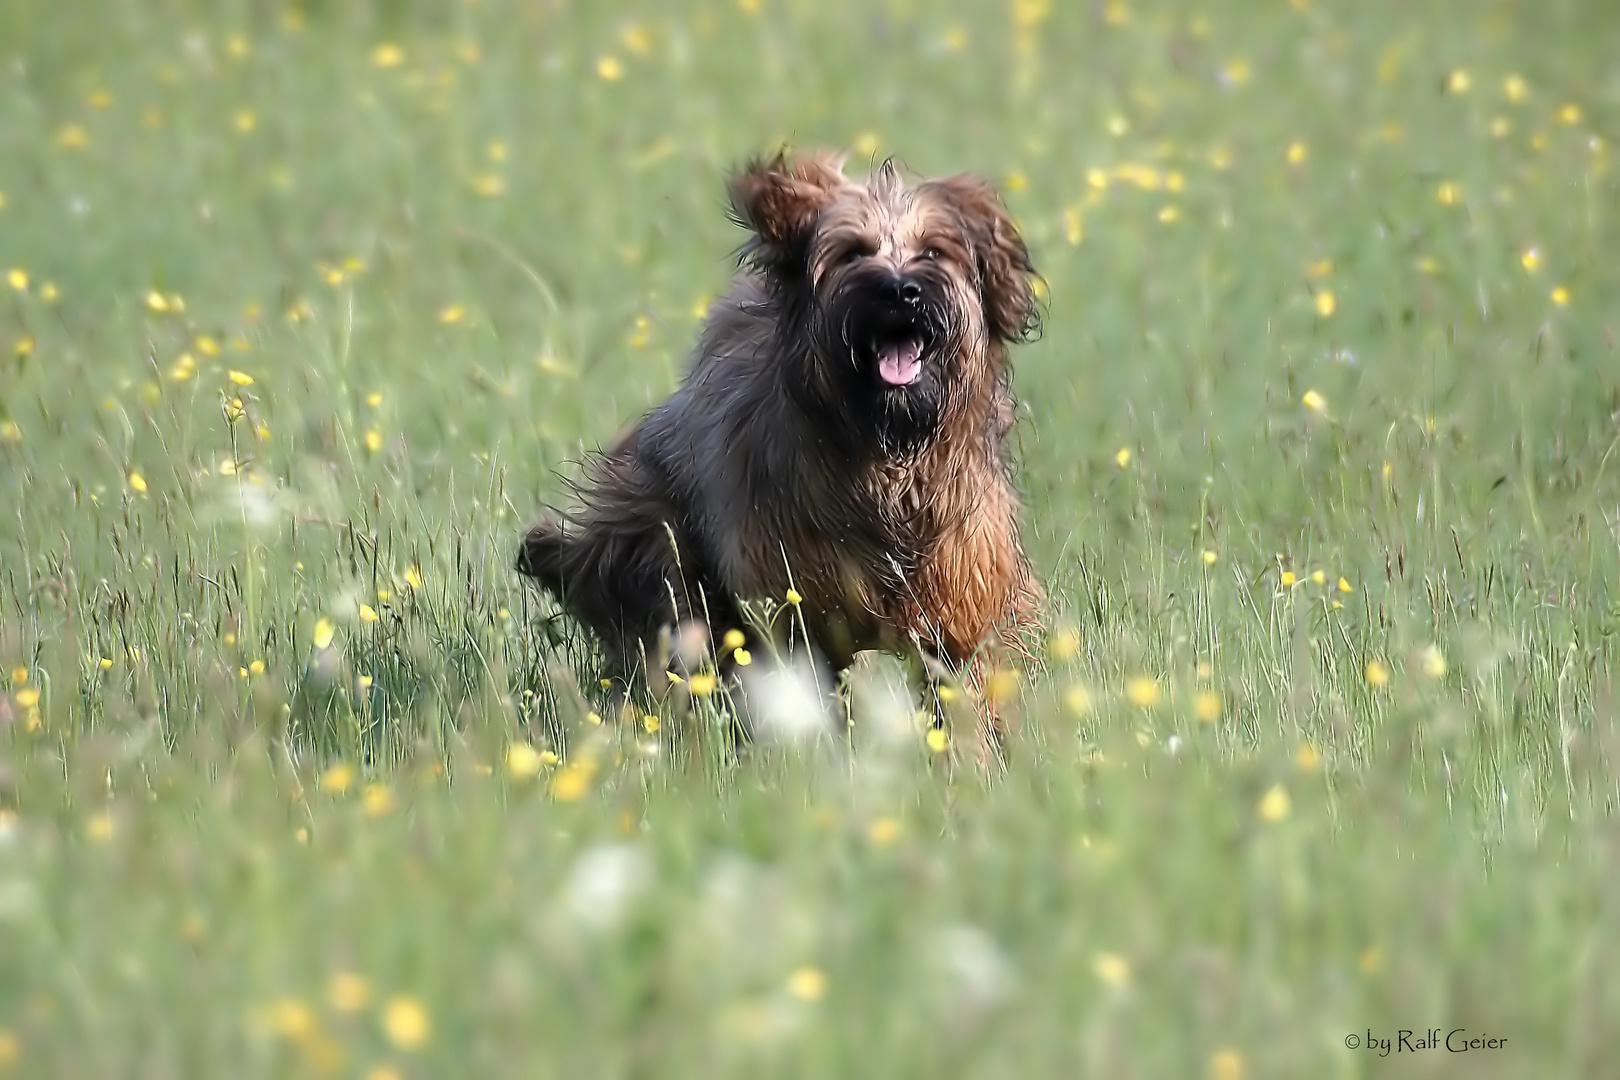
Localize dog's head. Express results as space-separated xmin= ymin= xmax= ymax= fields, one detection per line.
xmin=728 ymin=152 xmax=1039 ymax=455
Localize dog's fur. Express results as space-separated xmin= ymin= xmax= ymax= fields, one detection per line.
xmin=518 ymin=152 xmax=1041 ymax=685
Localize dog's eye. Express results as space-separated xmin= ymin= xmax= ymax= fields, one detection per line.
xmin=840 ymin=246 xmax=873 ymax=266
xmin=920 ymin=247 xmax=943 ymax=262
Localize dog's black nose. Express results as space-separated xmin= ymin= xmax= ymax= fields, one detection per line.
xmin=894 ymin=277 xmax=923 ymax=306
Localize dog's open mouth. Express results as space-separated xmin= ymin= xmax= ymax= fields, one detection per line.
xmin=875 ymin=337 xmax=924 ymax=387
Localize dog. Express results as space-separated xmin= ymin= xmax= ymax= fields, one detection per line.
xmin=518 ymin=151 xmax=1041 ymax=714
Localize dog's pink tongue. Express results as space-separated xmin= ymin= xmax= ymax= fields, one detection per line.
xmin=878 ymin=340 xmax=923 ymax=386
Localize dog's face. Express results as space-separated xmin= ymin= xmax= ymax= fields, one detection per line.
xmin=729 ymin=153 xmax=1038 ymax=454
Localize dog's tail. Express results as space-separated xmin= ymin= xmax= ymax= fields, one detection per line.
xmin=516 ymin=518 xmax=571 ymax=597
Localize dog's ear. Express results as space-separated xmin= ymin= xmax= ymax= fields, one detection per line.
xmin=930 ymin=175 xmax=1040 ymax=344
xmin=728 ymin=152 xmax=848 ymax=266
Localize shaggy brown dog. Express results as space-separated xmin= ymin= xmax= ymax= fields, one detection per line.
xmin=518 ymin=152 xmax=1040 ymax=698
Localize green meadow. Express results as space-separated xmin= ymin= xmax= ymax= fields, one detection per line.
xmin=2 ymin=0 xmax=1619 ymax=1075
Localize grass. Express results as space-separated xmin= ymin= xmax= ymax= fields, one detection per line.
xmin=1 ymin=0 xmax=1619 ymax=1075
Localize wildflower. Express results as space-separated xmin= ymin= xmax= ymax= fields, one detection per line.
xmin=438 ymin=304 xmax=465 ymax=324
xmin=267 ymin=998 xmax=316 ymax=1039
xmin=642 ymin=714 xmax=660 ymax=734
xmin=233 ymin=110 xmax=256 ymax=133
xmin=170 ymin=353 xmax=196 ymax=380
xmin=551 ymin=762 xmax=595 ymax=801
xmin=687 ymin=672 xmax=717 ymax=696
xmin=382 ymin=997 xmax=430 ymax=1050
xmin=1365 ymin=660 xmax=1390 ymax=687
xmin=1557 ymin=103 xmax=1582 ymax=125
xmin=361 ymin=784 xmax=393 ymax=818
xmin=1311 ymin=570 xmax=1326 ymax=585
xmin=1125 ymin=676 xmax=1160 ymax=708
xmin=129 ymin=471 xmax=148 ymax=493
xmin=1521 ymin=247 xmax=1542 ymax=272
xmin=1202 ymin=549 xmax=1218 ymax=565
xmin=1257 ymin=784 xmax=1291 ymax=822
xmin=1092 ymin=952 xmax=1130 ymax=987
xmin=787 ymin=967 xmax=827 ymax=1001
xmin=87 ymin=813 xmax=115 ymax=840
xmin=1194 ymin=690 xmax=1221 ymax=722
xmin=926 ymin=727 xmax=950 ymax=753
xmin=505 ymin=743 xmax=544 ymax=779
xmin=1445 ymin=69 xmax=1471 ymax=94
xmin=1419 ymin=645 xmax=1446 ymax=679
xmin=14 ymin=688 xmax=40 ymax=709
xmin=229 ymin=370 xmax=254 ymax=386
xmin=868 ymin=817 xmax=902 ymax=846
xmin=1338 ymin=577 xmax=1353 ymax=593
xmin=359 ymin=604 xmax=379 ymax=623
xmin=1158 ymin=205 xmax=1180 ymax=224
xmin=328 ymin=972 xmax=371 ymax=1013
xmin=1504 ymin=74 xmax=1528 ymax=102
xmin=145 ymin=291 xmax=169 ymax=312
xmin=371 ymin=43 xmax=404 ymax=68
xmin=1551 ymin=285 xmax=1570 ymax=306
xmin=1436 ymin=181 xmax=1461 ymax=205
xmin=56 ymin=124 xmax=89 ymax=150
xmin=1280 ymin=571 xmax=1297 ymax=587
xmin=39 ymin=282 xmax=58 ymax=302
xmin=1286 ymin=141 xmax=1307 ymax=165
xmin=596 ymin=56 xmax=623 ymax=81
xmin=1313 ymin=290 xmax=1336 ymax=317
xmin=99 ymin=657 xmax=113 ymax=669
xmin=1063 ymin=685 xmax=1093 ymax=716
xmin=250 ymin=660 xmax=265 ymax=674
xmin=1301 ymin=389 xmax=1327 ymax=412
xmin=1358 ymin=948 xmax=1384 ymax=974
xmin=1221 ymin=58 xmax=1251 ymax=86
xmin=365 ymin=430 xmax=382 ymax=452
xmin=320 ymin=763 xmax=355 ymax=794
xmin=1115 ymin=446 xmax=1132 ymax=468
xmin=785 ymin=587 xmax=802 ymax=605
xmin=986 ymin=668 xmax=1019 ymax=705
xmin=312 ymin=617 xmax=335 ymax=650
xmin=404 ymin=565 xmax=423 ymax=590
xmin=1047 ymin=629 xmax=1080 ymax=661
xmin=1295 ymin=744 xmax=1321 ymax=772
xmin=1210 ymin=1048 xmax=1246 ymax=1080
xmin=853 ymin=132 xmax=881 ymax=157
xmin=6 ymin=269 xmax=25 ymax=292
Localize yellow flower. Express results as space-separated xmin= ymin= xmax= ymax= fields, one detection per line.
xmin=233 ymin=110 xmax=256 ymax=133
xmin=723 ymin=629 xmax=746 ymax=650
xmin=1311 ymin=570 xmax=1326 ymax=585
xmin=1202 ymin=549 xmax=1218 ymax=565
xmin=1210 ymin=1048 xmax=1246 ymax=1080
xmin=1194 ymin=690 xmax=1221 ymax=723
xmin=98 ymin=657 xmax=113 ymax=669
xmin=6 ymin=269 xmax=26 ymax=291
xmin=382 ymin=996 xmax=430 ymax=1050
xmin=733 ymin=648 xmax=753 ymax=667
xmin=0 ymin=1028 xmax=19 ymax=1068
xmin=361 ymin=784 xmax=393 ymax=817
xmin=14 ymin=687 xmax=40 ymax=709
xmin=312 ymin=617 xmax=335 ymax=650
xmin=320 ymin=762 xmax=355 ymax=794
xmin=365 ymin=429 xmax=383 ymax=453
xmin=1445 ymin=69 xmax=1471 ymax=94
xmin=1338 ymin=577 xmax=1353 ymax=593
xmin=1047 ymin=629 xmax=1080 ymax=661
xmin=371 ymin=43 xmax=405 ymax=68
xmin=229 ymin=370 xmax=254 ymax=386
xmin=359 ymin=604 xmax=379 ymax=623
xmin=8 ymin=667 xmax=24 ymax=686
xmin=868 ymin=817 xmax=901 ymax=846
xmin=1419 ymin=645 xmax=1446 ymax=679
xmin=643 ymin=714 xmax=661 ymax=734
xmin=56 ymin=124 xmax=89 ymax=150
xmin=687 ymin=672 xmax=717 ymax=696
xmin=145 ymin=290 xmax=169 ymax=312
xmin=551 ymin=762 xmax=595 ymax=801
xmin=1436 ymin=181 xmax=1461 ymax=206
xmin=1504 ymin=74 xmax=1528 ymax=102
xmin=266 ymin=997 xmax=316 ymax=1039
xmin=250 ymin=660 xmax=265 ymax=674
xmin=1257 ymin=784 xmax=1291 ymax=822
xmin=1313 ymin=289 xmax=1336 ymax=317
xmin=1295 ymin=744 xmax=1321 ymax=772
xmin=853 ymin=132 xmax=881 ymax=158
xmin=1365 ymin=660 xmax=1390 ymax=687
xmin=470 ymin=173 xmax=505 ymax=198
xmin=328 ymin=972 xmax=371 ymax=1013
xmin=1222 ymin=58 xmax=1251 ymax=86
xmin=1358 ymin=948 xmax=1384 ymax=974
xmin=1521 ymin=247 xmax=1542 ymax=272
xmin=1115 ymin=446 xmax=1132 ymax=468
xmin=986 ymin=668 xmax=1020 ymax=705
xmin=128 ymin=471 xmax=148 ymax=493
xmin=1301 ymin=390 xmax=1327 ymax=413
xmin=170 ymin=353 xmax=196 ymax=381
xmin=1557 ymin=103 xmax=1582 ymax=125
xmin=1125 ymin=676 xmax=1160 ymax=708
xmin=505 ymin=743 xmax=544 ymax=779
xmin=597 ymin=56 xmax=623 ymax=81
xmin=1280 ymin=571 xmax=1297 ymax=587
xmin=925 ymin=727 xmax=950 ymax=753
xmin=1551 ymin=285 xmax=1570 ymax=306
xmin=787 ymin=966 xmax=827 ymax=1001
xmin=404 ymin=564 xmax=423 ymax=590
xmin=1286 ymin=141 xmax=1307 ymax=165
xmin=1092 ymin=952 xmax=1130 ymax=987
xmin=39 ymin=282 xmax=58 ymax=302
xmin=438 ymin=304 xmax=465 ymax=324
xmin=785 ymin=587 xmax=802 ymax=605
xmin=1063 ymin=684 xmax=1093 ymax=716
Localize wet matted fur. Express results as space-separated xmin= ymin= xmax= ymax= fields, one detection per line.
xmin=518 ymin=151 xmax=1042 ymax=692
